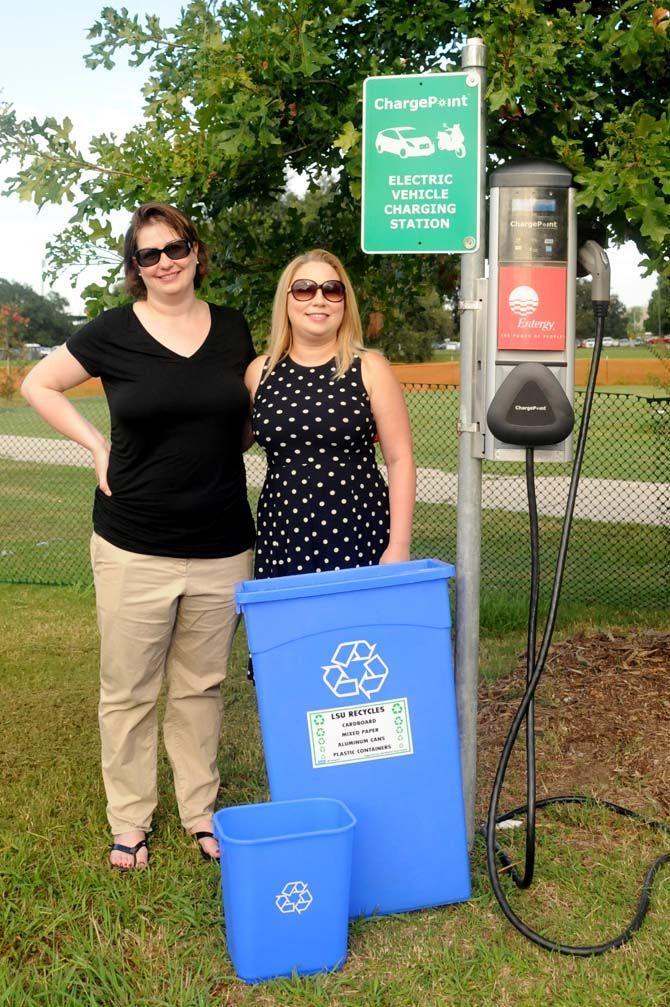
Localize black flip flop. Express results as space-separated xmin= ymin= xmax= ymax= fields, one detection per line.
xmin=193 ymin=830 xmax=219 ymax=862
xmin=110 ymin=838 xmax=149 ymax=871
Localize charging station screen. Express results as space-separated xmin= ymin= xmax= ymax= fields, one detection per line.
xmin=511 ymin=197 xmax=557 ymax=213
xmin=499 ymin=188 xmax=568 ymax=263
xmin=497 ymin=265 xmax=567 ymax=351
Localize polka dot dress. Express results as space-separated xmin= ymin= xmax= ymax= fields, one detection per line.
xmin=252 ymin=354 xmax=390 ymax=578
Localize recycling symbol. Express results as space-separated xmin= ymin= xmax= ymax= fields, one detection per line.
xmin=322 ymin=640 xmax=389 ymax=699
xmin=275 ymin=881 xmax=313 ymax=914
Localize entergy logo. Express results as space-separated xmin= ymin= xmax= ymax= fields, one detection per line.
xmin=508 ymin=285 xmax=539 ymax=317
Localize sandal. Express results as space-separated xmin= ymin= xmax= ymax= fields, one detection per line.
xmin=110 ymin=838 xmax=149 ymax=871
xmin=193 ymin=830 xmax=219 ymax=862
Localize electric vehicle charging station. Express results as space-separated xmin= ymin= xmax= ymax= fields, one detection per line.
xmin=475 ymin=163 xmax=668 ymax=956
xmin=483 ymin=161 xmax=576 ymax=463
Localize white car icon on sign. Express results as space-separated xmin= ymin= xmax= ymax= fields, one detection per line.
xmin=375 ymin=127 xmax=435 ymax=158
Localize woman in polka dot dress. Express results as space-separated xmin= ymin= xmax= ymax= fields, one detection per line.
xmin=245 ymin=249 xmax=415 ymax=578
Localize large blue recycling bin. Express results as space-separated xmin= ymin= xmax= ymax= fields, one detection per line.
xmin=236 ymin=559 xmax=470 ymax=918
xmin=213 ymin=798 xmax=356 ymax=983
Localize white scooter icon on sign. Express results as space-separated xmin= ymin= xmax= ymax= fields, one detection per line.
xmin=436 ymin=123 xmax=466 ymax=158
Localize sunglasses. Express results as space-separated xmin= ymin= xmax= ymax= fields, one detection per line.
xmin=134 ymin=238 xmax=192 ymax=268
xmin=289 ymin=278 xmax=346 ymax=302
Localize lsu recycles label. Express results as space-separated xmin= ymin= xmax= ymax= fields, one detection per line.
xmin=307 ymin=698 xmax=413 ymax=768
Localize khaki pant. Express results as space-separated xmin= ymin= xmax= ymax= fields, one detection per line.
xmin=90 ymin=532 xmax=253 ymax=834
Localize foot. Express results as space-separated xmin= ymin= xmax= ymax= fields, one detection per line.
xmin=110 ymin=829 xmax=149 ymax=870
xmin=190 ymin=819 xmax=219 ymax=861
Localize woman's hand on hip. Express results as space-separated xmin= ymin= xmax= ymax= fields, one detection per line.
xmin=91 ymin=439 xmax=112 ymax=496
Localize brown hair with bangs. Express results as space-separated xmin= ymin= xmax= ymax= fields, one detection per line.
xmin=123 ymin=202 xmax=209 ymax=300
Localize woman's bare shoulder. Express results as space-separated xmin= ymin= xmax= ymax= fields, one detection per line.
xmin=245 ymin=354 xmax=269 ymax=395
xmin=360 ymin=347 xmax=393 ymax=381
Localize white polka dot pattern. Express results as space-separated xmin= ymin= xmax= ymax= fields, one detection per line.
xmin=252 ymin=355 xmax=390 ymax=577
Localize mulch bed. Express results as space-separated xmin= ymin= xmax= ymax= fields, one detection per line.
xmin=476 ymin=629 xmax=670 ymax=820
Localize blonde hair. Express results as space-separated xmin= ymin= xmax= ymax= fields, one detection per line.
xmin=264 ymin=249 xmax=364 ymax=380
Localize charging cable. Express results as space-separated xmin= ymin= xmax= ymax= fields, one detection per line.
xmin=481 ymin=247 xmax=670 ymax=955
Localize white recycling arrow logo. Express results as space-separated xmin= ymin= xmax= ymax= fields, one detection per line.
xmin=275 ymin=881 xmax=313 ymax=914
xmin=322 ymin=640 xmax=389 ymax=699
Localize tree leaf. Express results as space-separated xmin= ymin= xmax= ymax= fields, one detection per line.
xmin=333 ymin=121 xmax=360 ymax=154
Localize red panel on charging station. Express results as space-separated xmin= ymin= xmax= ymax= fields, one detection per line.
xmin=497 ymin=265 xmax=567 ymax=351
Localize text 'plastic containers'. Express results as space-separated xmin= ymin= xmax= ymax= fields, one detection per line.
xmin=213 ymin=797 xmax=356 ymax=983
xmin=236 ymin=559 xmax=471 ymax=918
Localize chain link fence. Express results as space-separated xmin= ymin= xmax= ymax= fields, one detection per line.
xmin=0 ymin=388 xmax=667 ymax=608
xmin=403 ymin=385 xmax=669 ymax=610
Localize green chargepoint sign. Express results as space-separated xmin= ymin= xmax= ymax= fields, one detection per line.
xmin=361 ymin=72 xmax=481 ymax=254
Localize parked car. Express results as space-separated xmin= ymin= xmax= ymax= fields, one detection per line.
xmin=375 ymin=127 xmax=435 ymax=158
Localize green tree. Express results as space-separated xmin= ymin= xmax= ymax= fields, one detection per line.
xmin=0 ymin=304 xmax=30 ymax=400
xmin=0 ymin=279 xmax=76 ymax=347
xmin=0 ymin=304 xmax=29 ymax=360
xmin=0 ymin=1 xmax=668 ymax=358
xmin=626 ymin=304 xmax=645 ymax=334
xmin=647 ymin=273 xmax=670 ymax=336
xmin=575 ymin=279 xmax=629 ymax=341
xmin=366 ymin=287 xmax=457 ymax=362
xmin=645 ymin=273 xmax=670 ymax=392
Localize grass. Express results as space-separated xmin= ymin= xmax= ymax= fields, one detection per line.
xmin=0 ymin=468 xmax=666 ymax=610
xmin=1 ymin=583 xmax=669 ymax=1006
xmin=574 ymin=346 xmax=663 ymax=360
xmin=0 ymin=458 xmax=96 ymax=585
xmin=432 ymin=346 xmax=666 ymax=364
xmin=411 ymin=500 xmax=668 ymax=611
xmin=595 ymin=384 xmax=666 ymax=397
xmin=0 ymin=397 xmax=110 ymax=440
xmin=2 ymin=389 xmax=668 ymax=480
xmin=0 ymin=390 xmax=666 ymax=607
xmin=403 ymin=388 xmax=668 ymax=480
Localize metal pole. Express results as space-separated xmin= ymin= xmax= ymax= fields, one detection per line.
xmin=456 ymin=37 xmax=486 ymax=846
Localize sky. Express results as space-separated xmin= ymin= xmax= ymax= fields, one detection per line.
xmin=0 ymin=2 xmax=658 ymax=314
xmin=0 ymin=1 xmax=186 ymax=312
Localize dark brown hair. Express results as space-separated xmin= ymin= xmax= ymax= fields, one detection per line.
xmin=123 ymin=202 xmax=209 ymax=299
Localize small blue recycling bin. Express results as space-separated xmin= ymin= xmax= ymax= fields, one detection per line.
xmin=213 ymin=797 xmax=356 ymax=983
xmin=236 ymin=559 xmax=471 ymax=918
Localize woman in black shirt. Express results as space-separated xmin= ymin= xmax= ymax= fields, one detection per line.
xmin=22 ymin=203 xmax=255 ymax=869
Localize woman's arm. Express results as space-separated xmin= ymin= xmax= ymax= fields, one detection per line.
xmin=21 ymin=345 xmax=112 ymax=496
xmin=242 ymin=355 xmax=268 ymax=451
xmin=361 ymin=352 xmax=416 ymax=564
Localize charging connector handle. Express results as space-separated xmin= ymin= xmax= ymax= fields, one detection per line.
xmin=578 ymin=240 xmax=611 ymax=306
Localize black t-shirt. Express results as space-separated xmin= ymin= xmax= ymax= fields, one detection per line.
xmin=67 ymin=302 xmax=256 ymax=558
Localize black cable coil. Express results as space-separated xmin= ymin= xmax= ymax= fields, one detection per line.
xmin=481 ymin=307 xmax=670 ymax=956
